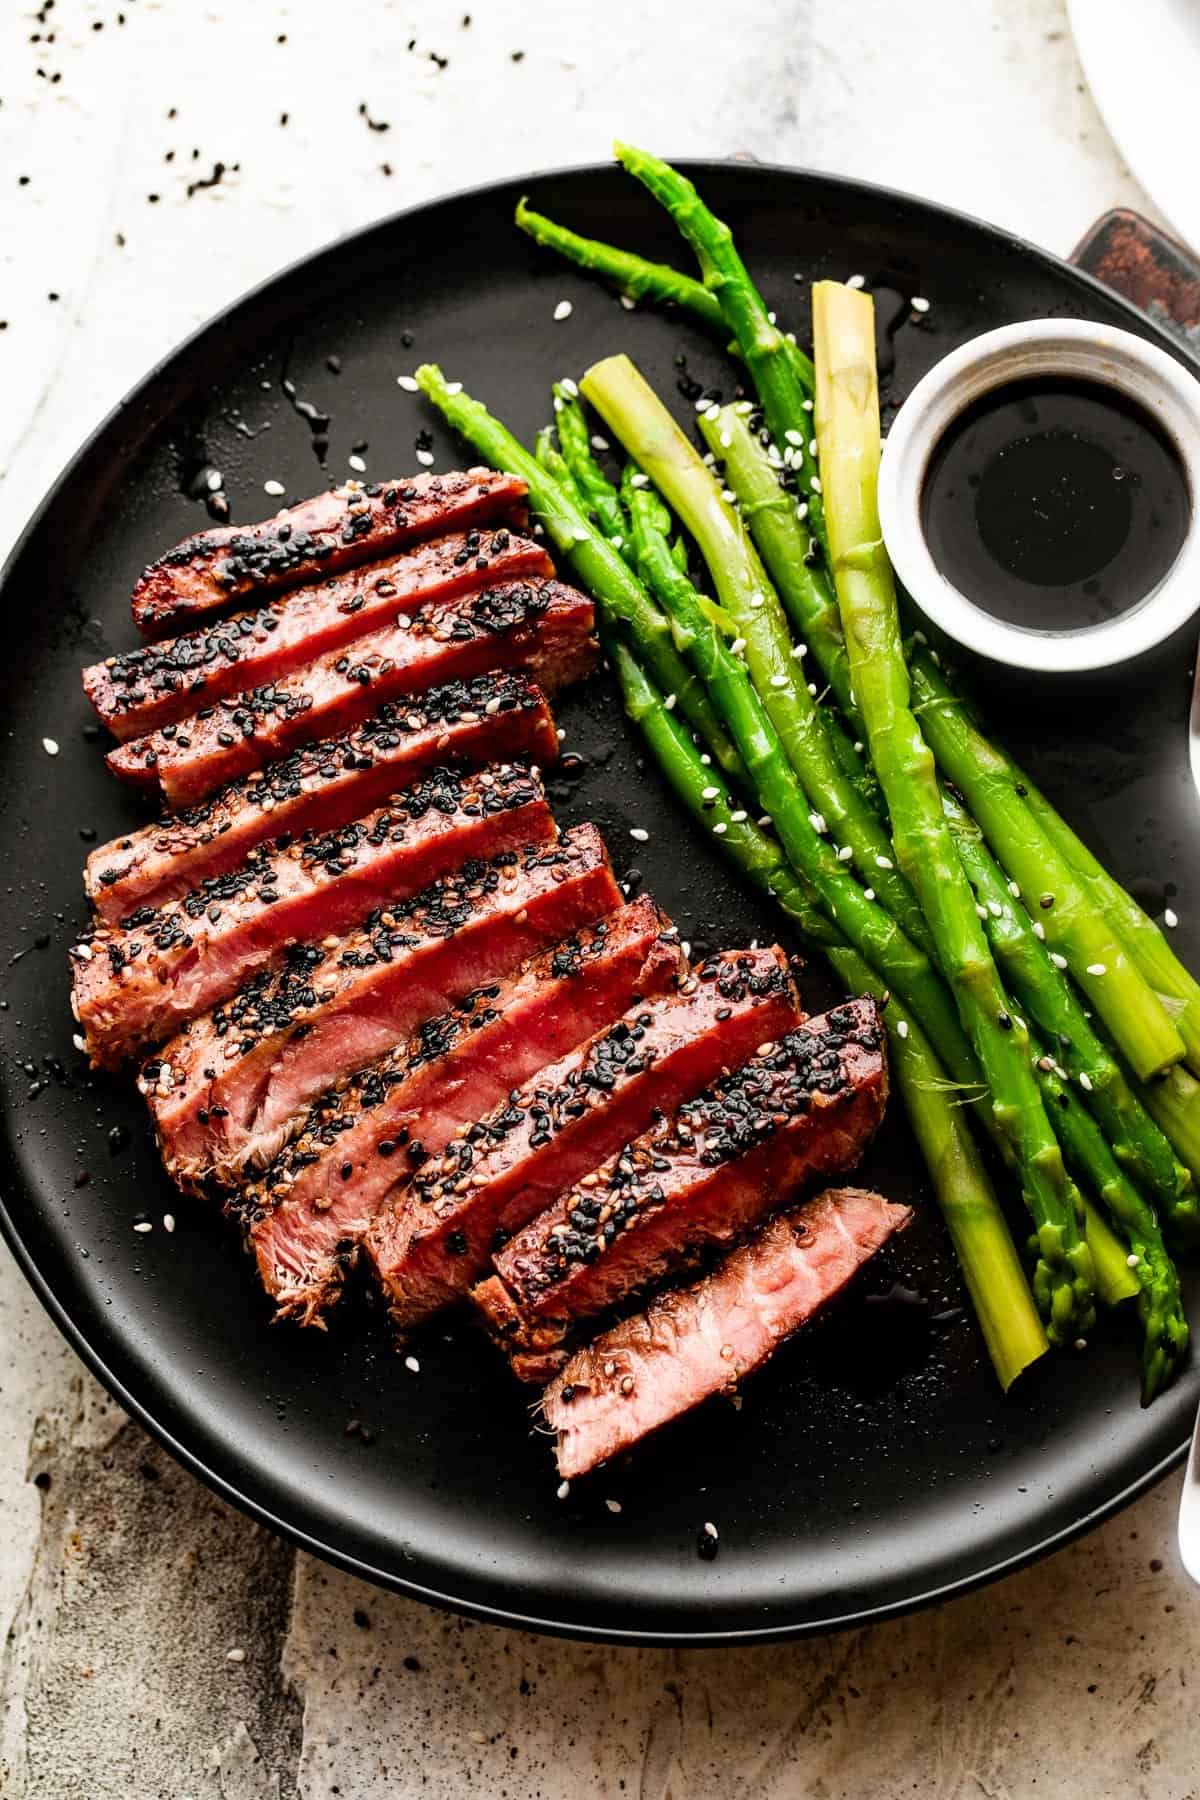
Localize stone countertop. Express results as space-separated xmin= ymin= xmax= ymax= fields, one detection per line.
xmin=1 ymin=2 xmax=1196 ymax=1795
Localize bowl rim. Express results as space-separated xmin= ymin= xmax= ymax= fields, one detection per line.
xmin=877 ymin=317 xmax=1200 ymax=672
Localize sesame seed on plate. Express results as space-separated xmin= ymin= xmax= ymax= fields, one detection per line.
xmin=629 ymin=827 xmax=649 ymax=842
xmin=206 ymin=469 xmax=223 ymax=492
xmin=397 ymin=374 xmax=419 ymax=391
xmin=415 ymin=449 xmax=435 ymax=467
xmin=1166 ymin=907 xmax=1179 ymax=928
xmin=163 ymin=1213 xmax=176 ymax=1233
xmin=559 ymin=376 xmax=579 ymax=397
xmin=846 ymin=273 xmax=866 ymax=289
xmin=605 ymin=1498 xmax=623 ymax=1514
xmin=42 ymin=737 xmax=59 ymax=756
xmin=619 ymin=294 xmax=636 ymax=310
xmin=133 ymin=1220 xmax=152 ymax=1234
xmin=225 ymin=1647 xmax=246 ymax=1664
xmin=1074 ymin=1337 xmax=1088 ymax=1351
xmin=910 ymin=295 xmax=931 ymax=313
xmin=557 ymin=1480 xmax=570 ymax=1500
xmin=590 ymin=433 xmax=609 ymax=450
xmin=263 ymin=478 xmax=286 ymax=496
xmin=405 ymin=1354 xmax=420 ymax=1373
xmin=703 ymin=1520 xmax=719 ymax=1539
xmin=348 ymin=453 xmax=366 ymax=473
xmin=553 ymin=299 xmax=573 ymax=321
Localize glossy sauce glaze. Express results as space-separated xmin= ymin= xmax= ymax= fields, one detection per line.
xmin=920 ymin=377 xmax=1189 ymax=631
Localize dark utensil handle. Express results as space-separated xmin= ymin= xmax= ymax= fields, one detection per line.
xmin=1072 ymin=209 xmax=1200 ymax=358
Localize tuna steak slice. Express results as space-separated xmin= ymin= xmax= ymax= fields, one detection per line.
xmin=131 ymin=468 xmax=528 ymax=638
xmin=370 ymin=947 xmax=803 ymax=1329
xmin=243 ymin=899 xmax=679 ymax=1326
xmin=89 ymin=527 xmax=550 ymax=739
xmin=146 ymin=824 xmax=621 ymax=1193
xmin=71 ymin=763 xmax=553 ymax=1069
xmin=544 ymin=1187 xmax=912 ymax=1479
xmin=86 ymin=673 xmax=557 ymax=925
xmin=108 ymin=579 xmax=596 ymax=808
xmin=473 ymin=997 xmax=888 ymax=1382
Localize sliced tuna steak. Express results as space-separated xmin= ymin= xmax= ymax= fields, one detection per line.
xmin=146 ymin=824 xmax=621 ymax=1193
xmin=89 ymin=528 xmax=550 ymax=739
xmin=86 ymin=673 xmax=557 ymax=924
xmin=131 ymin=469 xmax=528 ymax=638
xmin=545 ymin=1187 xmax=912 ymax=1479
xmin=244 ymin=899 xmax=679 ymax=1325
xmin=473 ymin=998 xmax=888 ymax=1381
xmin=72 ymin=763 xmax=553 ymax=1068
xmin=371 ymin=947 xmax=803 ymax=1329
xmin=108 ymin=579 xmax=596 ymax=807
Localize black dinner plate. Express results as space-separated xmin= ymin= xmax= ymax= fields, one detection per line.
xmin=2 ymin=162 xmax=1198 ymax=1646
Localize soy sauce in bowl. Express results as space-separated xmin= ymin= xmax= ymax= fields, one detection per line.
xmin=920 ymin=377 xmax=1189 ymax=633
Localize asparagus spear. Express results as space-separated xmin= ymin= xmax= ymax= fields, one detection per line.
xmin=1139 ymin=1065 xmax=1200 ymax=1187
xmin=613 ymin=639 xmax=1047 ymax=1390
xmin=613 ymin=143 xmax=826 ymax=535
xmin=552 ymin=385 xmax=628 ymax=543
xmin=1027 ymin=1039 xmax=1187 ymax=1400
xmin=516 ymin=196 xmax=726 ymax=333
xmin=580 ymin=352 xmax=934 ymax=957
xmin=944 ymin=789 xmax=1198 ymax=1239
xmin=414 ymin=364 xmax=746 ymax=786
xmin=812 ymin=279 xmax=1094 ymax=1341
xmin=1016 ymin=767 xmax=1200 ymax=1076
xmin=534 ymin=426 xmax=584 ymax=502
xmin=909 ymin=649 xmax=1185 ymax=1083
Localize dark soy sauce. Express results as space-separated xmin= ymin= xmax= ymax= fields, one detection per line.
xmin=920 ymin=377 xmax=1189 ymax=631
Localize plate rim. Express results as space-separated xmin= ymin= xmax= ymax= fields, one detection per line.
xmin=0 ymin=156 xmax=1194 ymax=1647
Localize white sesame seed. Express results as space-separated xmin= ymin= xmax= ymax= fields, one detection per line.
xmin=619 ymin=293 xmax=636 ymax=310
xmin=1008 ymin=881 xmax=1021 ymax=898
xmin=553 ymin=299 xmax=573 ymax=321
xmin=415 ymin=449 xmax=435 ymax=467
xmin=1032 ymin=922 xmax=1046 ymax=939
xmin=809 ymin=439 xmax=818 ymax=457
xmin=897 ymin=1020 xmax=909 ymax=1039
xmin=751 ymin=593 xmax=765 ymax=609
xmin=910 ymin=295 xmax=931 ymax=313
xmin=863 ymin=888 xmax=875 ymax=901
xmin=1127 ymin=1253 xmax=1141 ymax=1268
xmin=1166 ymin=907 xmax=1179 ymax=929
xmin=559 ymin=376 xmax=579 ymax=397
xmin=730 ymin=809 xmax=748 ymax=823
xmin=854 ymin=741 xmax=864 ymax=753
xmin=133 ymin=1220 xmax=152 ymax=1234
xmin=703 ymin=1520 xmax=719 ymax=1539
xmin=846 ymin=273 xmax=866 ymax=289
xmin=975 ymin=903 xmax=988 ymax=921
xmin=876 ymin=855 xmax=893 ymax=869
xmin=1050 ymin=952 xmax=1068 ymax=969
xmin=700 ymin=753 xmax=712 ymax=766
xmin=572 ymin=526 xmax=588 ymax=542
xmin=810 ymin=475 xmax=822 ymax=493
xmin=987 ymin=900 xmax=1003 ymax=919
xmin=809 ymin=812 xmax=827 ymax=834
xmin=802 ymin=398 xmax=814 ymax=412
xmin=225 ymin=1647 xmax=246 ymax=1664
xmin=72 ymin=1032 xmax=86 ymax=1053
xmin=769 ymin=673 xmax=787 ymax=688
xmin=263 ymin=478 xmax=286 ymax=497
xmin=552 ymin=395 xmax=563 ymax=413
xmin=1074 ymin=1337 xmax=1088 ymax=1351
xmin=405 ymin=1354 xmax=421 ymax=1373
xmin=719 ymin=431 xmax=732 ymax=450
xmin=397 ymin=374 xmax=420 ymax=391
xmin=445 ymin=381 xmax=463 ymax=395
xmin=722 ymin=488 xmax=737 ymax=503
xmin=557 ymin=1480 xmax=571 ymax=1500
xmin=469 ymin=1730 xmax=487 ymax=1746
xmin=629 ymin=828 xmax=649 ymax=843
xmin=767 ymin=310 xmax=777 ymax=324
xmin=630 ymin=472 xmax=649 ymax=488
xmin=701 ymin=786 xmax=720 ymax=801
xmin=605 ymin=1498 xmax=623 ymax=1514
xmin=206 ymin=469 xmax=223 ymax=492
xmin=693 ymin=395 xmax=711 ymax=412
xmin=1079 ymin=1072 xmax=1093 ymax=1091
xmin=663 ymin=693 xmax=676 ymax=711
xmin=1086 ymin=963 xmax=1107 ymax=976
xmin=836 ymin=844 xmax=854 ymax=862
xmin=348 ymin=453 xmax=367 ymax=473
xmin=795 ymin=502 xmax=809 ymax=521
xmin=713 ymin=822 xmax=728 ymax=836
xmin=784 ymin=429 xmax=804 ymax=447
xmin=730 ymin=636 xmax=747 ymax=655
xmin=42 ymin=737 xmax=59 ymax=756
xmin=163 ymin=1213 xmax=176 ymax=1233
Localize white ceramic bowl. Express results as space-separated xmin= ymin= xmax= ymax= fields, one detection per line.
xmin=877 ymin=318 xmax=1200 ymax=672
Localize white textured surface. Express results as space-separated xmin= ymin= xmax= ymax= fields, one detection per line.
xmin=1 ymin=2 xmax=1196 ymax=1796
